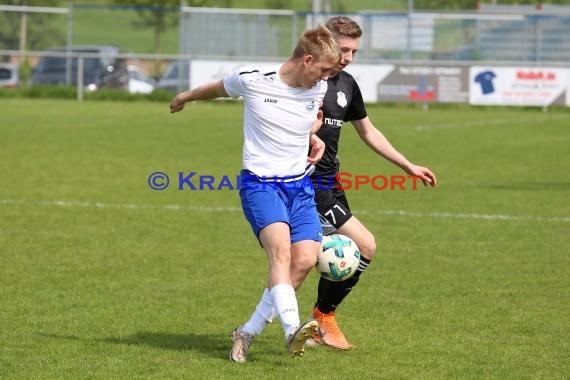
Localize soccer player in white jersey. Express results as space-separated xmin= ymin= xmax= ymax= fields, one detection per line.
xmin=308 ymin=17 xmax=437 ymax=350
xmin=169 ymin=25 xmax=341 ymax=362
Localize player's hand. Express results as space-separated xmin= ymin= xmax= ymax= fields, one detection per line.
xmin=169 ymin=96 xmax=186 ymax=113
xmin=406 ymin=165 xmax=437 ymax=187
xmin=308 ymin=133 xmax=325 ymax=164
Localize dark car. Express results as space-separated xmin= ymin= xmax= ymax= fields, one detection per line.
xmin=31 ymin=45 xmax=129 ymax=91
xmin=157 ymin=60 xmax=190 ymax=93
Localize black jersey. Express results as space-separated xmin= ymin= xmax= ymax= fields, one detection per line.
xmin=313 ymin=70 xmax=367 ymax=176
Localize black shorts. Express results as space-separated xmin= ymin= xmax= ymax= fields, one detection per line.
xmin=312 ymin=175 xmax=352 ymax=229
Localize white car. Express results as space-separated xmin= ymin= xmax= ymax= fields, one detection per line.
xmin=0 ymin=63 xmax=19 ymax=88
xmin=128 ymin=65 xmax=156 ymax=94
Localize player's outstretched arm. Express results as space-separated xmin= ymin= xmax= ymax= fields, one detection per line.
xmin=352 ymin=117 xmax=437 ymax=187
xmin=170 ymin=80 xmax=229 ymax=113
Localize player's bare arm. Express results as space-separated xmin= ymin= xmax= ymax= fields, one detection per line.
xmin=352 ymin=117 xmax=437 ymax=187
xmin=310 ymin=109 xmax=324 ymax=134
xmin=170 ymin=80 xmax=229 ymax=113
xmin=307 ymin=133 xmax=325 ymax=165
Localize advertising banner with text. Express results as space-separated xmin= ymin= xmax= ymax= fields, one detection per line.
xmin=188 ymin=60 xmax=568 ymax=107
xmin=469 ymin=66 xmax=569 ymax=107
xmin=370 ymin=64 xmax=470 ymax=104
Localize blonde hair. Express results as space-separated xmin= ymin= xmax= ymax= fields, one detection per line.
xmin=292 ymin=25 xmax=341 ymax=64
xmin=325 ymin=16 xmax=363 ymax=39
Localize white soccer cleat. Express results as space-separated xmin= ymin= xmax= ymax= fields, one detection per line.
xmin=229 ymin=325 xmax=255 ymax=363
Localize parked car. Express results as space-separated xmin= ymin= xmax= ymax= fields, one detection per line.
xmin=0 ymin=63 xmax=19 ymax=88
xmin=157 ymin=60 xmax=189 ymax=93
xmin=31 ymin=45 xmax=129 ymax=91
xmin=127 ymin=65 xmax=156 ymax=94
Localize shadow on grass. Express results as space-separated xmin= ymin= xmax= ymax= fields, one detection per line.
xmin=39 ymin=331 xmax=230 ymax=359
xmin=105 ymin=332 xmax=229 ymax=354
xmin=38 ymin=331 xmax=335 ymax=363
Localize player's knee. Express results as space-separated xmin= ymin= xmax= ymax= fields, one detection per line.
xmin=292 ymin=252 xmax=317 ymax=272
xmin=268 ymin=243 xmax=293 ymax=266
xmin=358 ymin=234 xmax=376 ymax=259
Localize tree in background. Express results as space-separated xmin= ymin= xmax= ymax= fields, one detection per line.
xmin=415 ymin=0 xmax=478 ymax=9
xmin=0 ymin=0 xmax=64 ymax=55
xmin=109 ymin=0 xmax=235 ymax=57
xmin=109 ymin=0 xmax=179 ymax=58
xmin=108 ymin=0 xmax=234 ymax=76
xmin=0 ymin=0 xmax=65 ymax=84
xmin=263 ymin=0 xmax=293 ymax=9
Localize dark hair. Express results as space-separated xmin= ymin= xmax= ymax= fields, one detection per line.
xmin=325 ymin=16 xmax=363 ymax=38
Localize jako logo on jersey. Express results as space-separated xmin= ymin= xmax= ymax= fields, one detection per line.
xmin=264 ymin=98 xmax=277 ymax=103
xmin=305 ymin=99 xmax=317 ymax=111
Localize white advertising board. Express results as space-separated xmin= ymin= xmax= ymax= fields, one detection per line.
xmin=469 ymin=66 xmax=569 ymax=106
xmin=344 ymin=64 xmax=395 ymax=103
xmin=189 ymin=59 xmax=393 ymax=103
xmin=188 ymin=60 xmax=569 ymax=107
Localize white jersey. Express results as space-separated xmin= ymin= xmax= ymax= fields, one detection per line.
xmin=223 ymin=65 xmax=327 ymax=178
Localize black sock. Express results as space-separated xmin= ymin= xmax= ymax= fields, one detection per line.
xmin=316 ymin=256 xmax=371 ymax=314
xmin=316 ymin=274 xmax=332 ymax=307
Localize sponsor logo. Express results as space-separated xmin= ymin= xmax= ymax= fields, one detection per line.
xmin=336 ymin=91 xmax=347 ymax=107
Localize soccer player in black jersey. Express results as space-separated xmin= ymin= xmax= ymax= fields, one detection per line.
xmin=309 ymin=16 xmax=437 ymax=349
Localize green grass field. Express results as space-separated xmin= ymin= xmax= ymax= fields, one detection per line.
xmin=1 ymin=99 xmax=569 ymax=379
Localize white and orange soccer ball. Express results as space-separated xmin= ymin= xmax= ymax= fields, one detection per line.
xmin=316 ymin=234 xmax=361 ymax=281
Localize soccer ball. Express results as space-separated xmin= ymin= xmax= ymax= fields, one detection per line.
xmin=316 ymin=234 xmax=361 ymax=281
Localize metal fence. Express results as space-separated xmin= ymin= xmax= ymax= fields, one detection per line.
xmin=2 ymin=3 xmax=570 ymax=64
xmin=2 ymin=3 xmax=570 ymax=104
xmin=179 ymin=6 xmax=570 ymax=63
xmin=179 ymin=6 xmax=299 ymax=58
xmin=475 ymin=15 xmax=570 ymax=62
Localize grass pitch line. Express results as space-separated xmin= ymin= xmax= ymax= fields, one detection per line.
xmin=413 ymin=113 xmax=568 ymax=130
xmin=2 ymin=199 xmax=569 ymax=223
xmin=356 ymin=208 xmax=570 ymax=223
xmin=0 ymin=199 xmax=243 ymax=213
